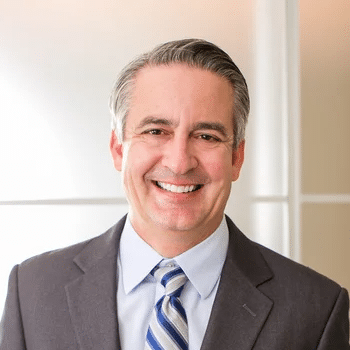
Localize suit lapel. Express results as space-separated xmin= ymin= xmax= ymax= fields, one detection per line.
xmin=64 ymin=215 xmax=274 ymax=350
xmin=201 ymin=217 xmax=274 ymax=350
xmin=65 ymin=216 xmax=126 ymax=350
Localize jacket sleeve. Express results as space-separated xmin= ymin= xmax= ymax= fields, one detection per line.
xmin=316 ymin=287 xmax=350 ymax=349
xmin=0 ymin=265 xmax=27 ymax=350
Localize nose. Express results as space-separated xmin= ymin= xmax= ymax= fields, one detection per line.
xmin=161 ymin=135 xmax=198 ymax=175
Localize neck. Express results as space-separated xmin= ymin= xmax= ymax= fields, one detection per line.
xmin=129 ymin=215 xmax=222 ymax=258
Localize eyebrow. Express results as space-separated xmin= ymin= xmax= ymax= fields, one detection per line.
xmin=192 ymin=122 xmax=229 ymax=138
xmin=136 ymin=117 xmax=229 ymax=138
xmin=137 ymin=116 xmax=174 ymax=129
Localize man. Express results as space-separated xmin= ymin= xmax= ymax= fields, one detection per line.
xmin=0 ymin=39 xmax=349 ymax=349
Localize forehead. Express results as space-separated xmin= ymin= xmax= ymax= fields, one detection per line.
xmin=133 ymin=63 xmax=233 ymax=97
xmin=128 ymin=64 xmax=234 ymax=126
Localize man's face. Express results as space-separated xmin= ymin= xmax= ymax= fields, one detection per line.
xmin=110 ymin=64 xmax=244 ymax=247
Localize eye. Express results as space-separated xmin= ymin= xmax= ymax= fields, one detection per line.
xmin=196 ymin=133 xmax=222 ymax=143
xmin=142 ymin=128 xmax=166 ymax=136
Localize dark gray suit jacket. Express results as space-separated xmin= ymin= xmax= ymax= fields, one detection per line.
xmin=0 ymin=215 xmax=349 ymax=349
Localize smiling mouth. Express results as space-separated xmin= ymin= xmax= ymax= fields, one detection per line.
xmin=155 ymin=181 xmax=203 ymax=193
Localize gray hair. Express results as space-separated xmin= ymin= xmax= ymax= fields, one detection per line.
xmin=109 ymin=38 xmax=250 ymax=149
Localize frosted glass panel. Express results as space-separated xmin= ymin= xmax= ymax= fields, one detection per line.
xmin=0 ymin=0 xmax=254 ymax=201
xmin=0 ymin=204 xmax=128 ymax=315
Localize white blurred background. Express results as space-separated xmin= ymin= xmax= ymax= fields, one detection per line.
xmin=1 ymin=0 xmax=349 ymax=315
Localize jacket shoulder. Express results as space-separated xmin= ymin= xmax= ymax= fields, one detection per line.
xmin=255 ymin=241 xmax=343 ymax=294
xmin=17 ymin=217 xmax=125 ymax=287
xmin=19 ymin=237 xmax=91 ymax=281
xmin=226 ymin=215 xmax=344 ymax=294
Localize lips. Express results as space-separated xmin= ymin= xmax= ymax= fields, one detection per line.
xmin=155 ymin=181 xmax=203 ymax=193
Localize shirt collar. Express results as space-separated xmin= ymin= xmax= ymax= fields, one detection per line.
xmin=119 ymin=215 xmax=229 ymax=299
xmin=175 ymin=218 xmax=229 ymax=299
xmin=119 ymin=216 xmax=163 ymax=294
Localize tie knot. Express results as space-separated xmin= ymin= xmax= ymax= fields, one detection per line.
xmin=152 ymin=264 xmax=188 ymax=297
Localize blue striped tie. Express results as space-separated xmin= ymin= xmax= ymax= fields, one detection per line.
xmin=145 ymin=264 xmax=189 ymax=350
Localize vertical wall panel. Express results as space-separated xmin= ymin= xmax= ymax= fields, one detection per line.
xmin=300 ymin=0 xmax=350 ymax=291
xmin=301 ymin=204 xmax=350 ymax=290
xmin=252 ymin=202 xmax=289 ymax=256
xmin=252 ymin=0 xmax=289 ymax=198
xmin=301 ymin=0 xmax=350 ymax=194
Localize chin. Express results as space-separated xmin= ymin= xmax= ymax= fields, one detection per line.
xmin=150 ymin=212 xmax=206 ymax=233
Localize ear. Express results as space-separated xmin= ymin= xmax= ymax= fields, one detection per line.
xmin=110 ymin=130 xmax=123 ymax=171
xmin=231 ymin=140 xmax=245 ymax=182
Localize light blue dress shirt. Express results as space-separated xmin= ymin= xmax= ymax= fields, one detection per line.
xmin=117 ymin=215 xmax=229 ymax=350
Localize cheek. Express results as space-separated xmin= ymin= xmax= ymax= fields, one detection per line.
xmin=203 ymin=152 xmax=233 ymax=181
xmin=123 ymin=142 xmax=160 ymax=179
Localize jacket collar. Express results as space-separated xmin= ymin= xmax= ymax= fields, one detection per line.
xmin=65 ymin=215 xmax=274 ymax=350
xmin=200 ymin=216 xmax=274 ymax=350
xmin=65 ymin=216 xmax=126 ymax=349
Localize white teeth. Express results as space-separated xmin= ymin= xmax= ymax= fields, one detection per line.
xmin=157 ymin=182 xmax=198 ymax=193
